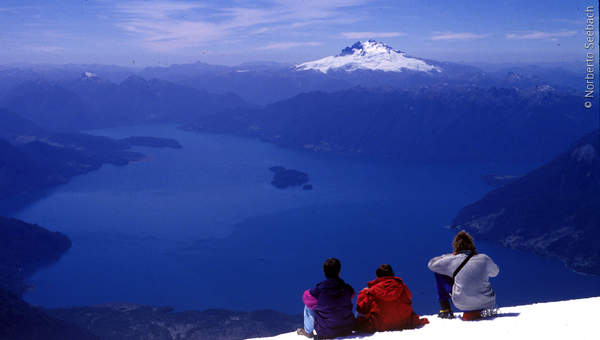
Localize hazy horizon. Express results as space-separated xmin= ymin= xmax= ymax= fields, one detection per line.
xmin=0 ymin=0 xmax=591 ymax=67
xmin=0 ymin=57 xmax=585 ymax=72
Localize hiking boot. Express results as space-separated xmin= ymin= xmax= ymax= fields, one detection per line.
xmin=438 ymin=300 xmax=454 ymax=319
xmin=438 ymin=309 xmax=454 ymax=319
xmin=296 ymin=328 xmax=313 ymax=338
xmin=481 ymin=308 xmax=498 ymax=318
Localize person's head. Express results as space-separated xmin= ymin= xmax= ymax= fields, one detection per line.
xmin=323 ymin=258 xmax=341 ymax=279
xmin=375 ymin=264 xmax=394 ymax=278
xmin=453 ymin=230 xmax=477 ymax=254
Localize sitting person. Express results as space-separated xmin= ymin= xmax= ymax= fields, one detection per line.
xmin=297 ymin=258 xmax=355 ymax=339
xmin=428 ymin=230 xmax=499 ymax=320
xmin=356 ymin=264 xmax=429 ymax=333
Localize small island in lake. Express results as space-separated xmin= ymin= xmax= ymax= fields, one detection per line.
xmin=269 ymin=166 xmax=311 ymax=189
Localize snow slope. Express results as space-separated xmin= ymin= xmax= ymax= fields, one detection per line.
xmin=296 ymin=40 xmax=441 ymax=74
xmin=247 ymin=297 xmax=600 ymax=340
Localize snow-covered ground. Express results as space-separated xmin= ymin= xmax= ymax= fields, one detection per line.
xmin=247 ymin=297 xmax=600 ymax=340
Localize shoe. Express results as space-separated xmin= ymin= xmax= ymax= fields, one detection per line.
xmin=296 ymin=328 xmax=313 ymax=338
xmin=437 ymin=300 xmax=454 ymax=319
xmin=481 ymin=308 xmax=498 ymax=318
xmin=438 ymin=309 xmax=454 ymax=319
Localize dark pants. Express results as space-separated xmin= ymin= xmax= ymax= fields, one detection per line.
xmin=434 ymin=273 xmax=453 ymax=303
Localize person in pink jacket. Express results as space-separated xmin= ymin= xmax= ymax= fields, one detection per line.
xmin=297 ymin=258 xmax=355 ymax=339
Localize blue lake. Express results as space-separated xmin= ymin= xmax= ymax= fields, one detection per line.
xmin=9 ymin=125 xmax=600 ymax=314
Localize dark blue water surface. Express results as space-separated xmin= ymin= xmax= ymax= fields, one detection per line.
xmin=9 ymin=125 xmax=600 ymax=314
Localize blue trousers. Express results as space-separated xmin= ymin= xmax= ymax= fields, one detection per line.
xmin=304 ymin=305 xmax=316 ymax=334
xmin=435 ymin=273 xmax=454 ymax=302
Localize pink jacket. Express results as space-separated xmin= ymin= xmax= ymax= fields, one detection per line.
xmin=303 ymin=289 xmax=318 ymax=309
xmin=303 ymin=288 xmax=355 ymax=310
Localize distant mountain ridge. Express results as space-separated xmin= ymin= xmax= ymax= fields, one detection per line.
xmin=0 ymin=51 xmax=580 ymax=105
xmin=184 ymin=85 xmax=593 ymax=163
xmin=134 ymin=41 xmax=579 ymax=104
xmin=452 ymin=130 xmax=600 ymax=275
xmin=1 ymin=75 xmax=248 ymax=131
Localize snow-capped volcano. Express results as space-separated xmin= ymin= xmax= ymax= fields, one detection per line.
xmin=296 ymin=40 xmax=441 ymax=74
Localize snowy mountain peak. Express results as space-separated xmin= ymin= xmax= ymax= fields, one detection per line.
xmin=80 ymin=71 xmax=100 ymax=80
xmin=296 ymin=40 xmax=441 ymax=74
xmin=339 ymin=40 xmax=400 ymax=56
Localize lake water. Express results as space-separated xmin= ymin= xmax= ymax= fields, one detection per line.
xmin=9 ymin=125 xmax=600 ymax=314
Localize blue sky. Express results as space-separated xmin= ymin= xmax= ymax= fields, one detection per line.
xmin=0 ymin=0 xmax=595 ymax=66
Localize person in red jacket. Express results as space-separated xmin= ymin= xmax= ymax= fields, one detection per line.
xmin=356 ymin=264 xmax=429 ymax=333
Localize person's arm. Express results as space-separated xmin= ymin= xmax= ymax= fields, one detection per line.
xmin=303 ymin=289 xmax=318 ymax=310
xmin=356 ymin=288 xmax=371 ymax=315
xmin=427 ymin=254 xmax=456 ymax=277
xmin=485 ymin=255 xmax=500 ymax=277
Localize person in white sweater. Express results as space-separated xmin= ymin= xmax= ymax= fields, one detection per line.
xmin=428 ymin=230 xmax=499 ymax=320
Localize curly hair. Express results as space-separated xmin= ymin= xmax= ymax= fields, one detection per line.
xmin=452 ymin=230 xmax=477 ymax=254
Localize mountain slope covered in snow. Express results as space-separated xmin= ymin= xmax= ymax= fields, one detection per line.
xmin=296 ymin=40 xmax=441 ymax=73
xmin=247 ymin=297 xmax=600 ymax=340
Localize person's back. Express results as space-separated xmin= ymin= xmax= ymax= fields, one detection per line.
xmin=298 ymin=258 xmax=355 ymax=339
xmin=427 ymin=230 xmax=499 ymax=320
xmin=428 ymin=252 xmax=498 ymax=311
xmin=311 ymin=276 xmax=355 ymax=338
xmin=357 ymin=264 xmax=428 ymax=333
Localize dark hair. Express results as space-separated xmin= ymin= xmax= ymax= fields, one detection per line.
xmin=453 ymin=230 xmax=477 ymax=254
xmin=323 ymin=258 xmax=341 ymax=279
xmin=376 ymin=264 xmax=394 ymax=278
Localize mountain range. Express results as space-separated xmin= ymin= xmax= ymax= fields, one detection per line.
xmin=0 ymin=41 xmax=588 ymax=165
xmin=0 ymin=41 xmax=580 ymax=106
xmin=184 ymin=85 xmax=593 ymax=163
xmin=1 ymin=74 xmax=248 ymax=131
xmin=137 ymin=41 xmax=579 ymax=105
xmin=453 ymin=130 xmax=600 ymax=275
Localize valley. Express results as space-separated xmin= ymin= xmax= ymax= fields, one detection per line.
xmin=1 ymin=36 xmax=598 ymax=340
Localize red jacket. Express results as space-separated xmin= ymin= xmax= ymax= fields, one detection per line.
xmin=356 ymin=276 xmax=428 ymax=333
